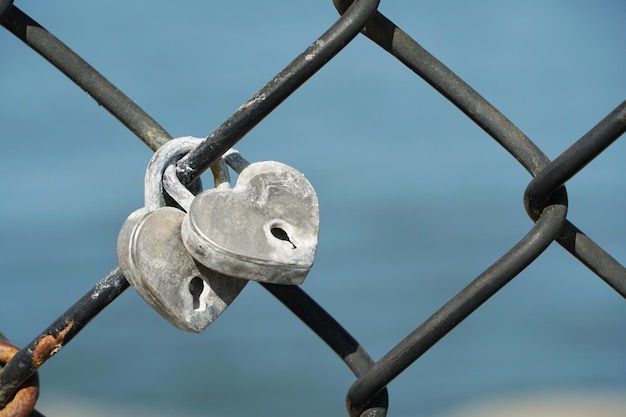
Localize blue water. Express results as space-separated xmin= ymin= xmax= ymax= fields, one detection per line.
xmin=1 ymin=1 xmax=625 ymax=416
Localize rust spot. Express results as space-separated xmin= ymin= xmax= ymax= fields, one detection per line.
xmin=0 ymin=341 xmax=39 ymax=417
xmin=32 ymin=320 xmax=73 ymax=367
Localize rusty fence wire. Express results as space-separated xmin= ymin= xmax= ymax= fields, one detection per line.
xmin=1 ymin=1 xmax=625 ymax=416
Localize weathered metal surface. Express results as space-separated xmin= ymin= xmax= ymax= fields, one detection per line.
xmin=0 ymin=341 xmax=39 ymax=417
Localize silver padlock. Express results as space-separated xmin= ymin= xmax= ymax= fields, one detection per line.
xmin=117 ymin=137 xmax=246 ymax=332
xmin=175 ymin=150 xmax=320 ymax=285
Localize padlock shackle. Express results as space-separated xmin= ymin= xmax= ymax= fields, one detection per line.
xmin=223 ymin=149 xmax=250 ymax=174
xmin=163 ymin=153 xmax=231 ymax=212
xmin=145 ymin=136 xmax=204 ymax=211
xmin=162 ymin=165 xmax=195 ymax=212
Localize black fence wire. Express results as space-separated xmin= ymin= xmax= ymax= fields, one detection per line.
xmin=0 ymin=1 xmax=624 ymax=416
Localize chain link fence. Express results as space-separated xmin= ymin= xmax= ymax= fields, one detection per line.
xmin=1 ymin=1 xmax=624 ymax=416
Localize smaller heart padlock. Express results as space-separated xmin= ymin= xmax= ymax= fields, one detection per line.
xmin=118 ymin=206 xmax=246 ymax=332
xmin=117 ymin=137 xmax=247 ymax=332
xmin=181 ymin=155 xmax=320 ymax=285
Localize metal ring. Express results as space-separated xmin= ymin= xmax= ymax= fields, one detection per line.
xmin=0 ymin=341 xmax=39 ymax=417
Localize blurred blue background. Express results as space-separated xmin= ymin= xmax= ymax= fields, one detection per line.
xmin=1 ymin=1 xmax=625 ymax=416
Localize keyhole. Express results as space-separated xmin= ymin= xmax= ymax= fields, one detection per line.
xmin=271 ymin=227 xmax=296 ymax=249
xmin=189 ymin=276 xmax=205 ymax=311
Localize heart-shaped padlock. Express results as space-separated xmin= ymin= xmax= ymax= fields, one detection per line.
xmin=117 ymin=137 xmax=247 ymax=332
xmin=118 ymin=206 xmax=246 ymax=332
xmin=181 ymin=156 xmax=320 ymax=285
